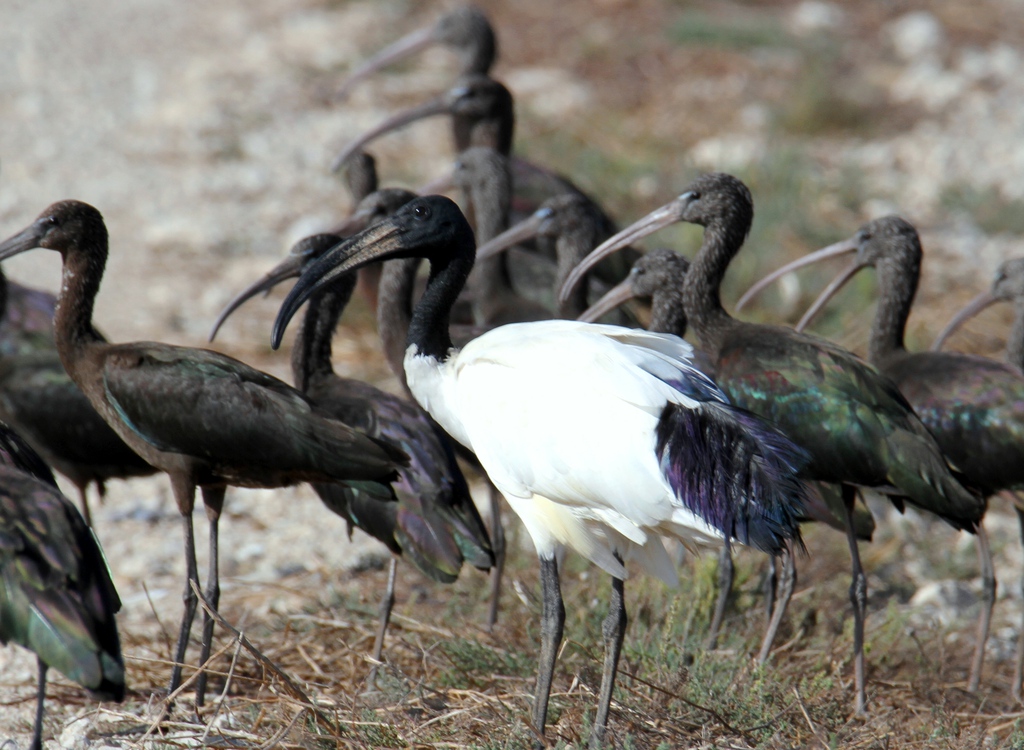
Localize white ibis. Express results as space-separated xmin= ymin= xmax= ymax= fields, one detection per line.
xmin=271 ymin=195 xmax=810 ymax=748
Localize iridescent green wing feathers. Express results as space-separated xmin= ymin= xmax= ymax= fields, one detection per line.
xmin=0 ymin=466 xmax=124 ymax=699
xmin=716 ymin=325 xmax=983 ymax=530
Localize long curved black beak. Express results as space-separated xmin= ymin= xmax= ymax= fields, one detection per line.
xmin=335 ymin=25 xmax=437 ymax=101
xmin=0 ymin=220 xmax=47 ymax=261
xmin=273 ymin=221 xmax=406 ymax=349
xmin=209 ymin=253 xmax=308 ymax=342
xmin=559 ymin=196 xmax=689 ymax=308
xmin=330 ymin=94 xmax=454 ymax=173
xmin=931 ymin=290 xmax=999 ymax=351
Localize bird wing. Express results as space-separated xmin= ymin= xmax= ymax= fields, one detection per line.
xmin=888 ymin=351 xmax=1024 ymax=494
xmin=0 ymin=466 xmax=124 ymax=698
xmin=716 ymin=325 xmax=983 ymax=529
xmin=100 ymin=343 xmax=402 ymax=483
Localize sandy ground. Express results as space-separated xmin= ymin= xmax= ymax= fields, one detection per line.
xmin=2 ymin=0 xmax=1024 ymax=746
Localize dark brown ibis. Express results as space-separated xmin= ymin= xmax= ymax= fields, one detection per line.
xmin=0 ymin=421 xmax=125 ymax=750
xmin=578 ymin=248 xmax=875 ymax=654
xmin=210 ymin=233 xmax=493 ymax=665
xmin=933 ymin=257 xmax=1024 ymax=697
xmin=335 ymin=6 xmax=496 ymax=101
xmin=0 ymin=201 xmax=405 ymax=708
xmin=752 ymin=218 xmax=1024 ymax=693
xmin=271 ymin=195 xmax=811 ymax=748
xmin=561 ymin=173 xmax=984 ymax=714
xmin=475 ymin=192 xmax=632 ymax=320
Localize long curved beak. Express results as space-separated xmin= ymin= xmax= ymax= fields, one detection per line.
xmin=578 ymin=277 xmax=636 ymax=323
xmin=273 ymin=221 xmax=405 ymax=349
xmin=559 ymin=199 xmax=684 ymax=308
xmin=209 ymin=253 xmax=308 ymax=342
xmin=931 ymin=290 xmax=998 ymax=351
xmin=335 ymin=26 xmax=437 ymax=101
xmin=330 ymin=95 xmax=452 ymax=173
xmin=734 ymin=237 xmax=860 ymax=312
xmin=0 ymin=221 xmax=46 ymax=261
xmin=793 ymin=258 xmax=864 ymax=332
xmin=475 ymin=210 xmax=547 ymax=262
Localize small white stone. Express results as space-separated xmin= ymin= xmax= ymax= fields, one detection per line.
xmin=789 ymin=1 xmax=844 ymax=34
xmin=885 ymin=11 xmax=946 ymax=61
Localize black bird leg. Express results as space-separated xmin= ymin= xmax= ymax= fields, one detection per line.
xmin=167 ymin=475 xmax=199 ymax=704
xmin=968 ymin=522 xmax=995 ymax=693
xmin=706 ymin=538 xmax=732 ymax=649
xmin=369 ymin=557 xmax=399 ymax=683
xmin=842 ymin=483 xmax=867 ymax=714
xmin=759 ymin=543 xmax=796 ymax=664
xmin=1013 ymin=500 xmax=1024 ymax=702
xmin=532 ymin=554 xmax=564 ymax=748
xmin=590 ymin=554 xmax=626 ymax=749
xmin=764 ymin=554 xmax=779 ymax=625
xmin=195 ymin=485 xmax=226 ymax=708
xmin=30 ymin=658 xmax=46 ymax=750
xmin=75 ymin=481 xmax=93 ymax=527
xmin=487 ymin=482 xmax=506 ymax=631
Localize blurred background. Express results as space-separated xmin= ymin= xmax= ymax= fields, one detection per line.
xmin=1 ymin=0 xmax=1023 ymax=744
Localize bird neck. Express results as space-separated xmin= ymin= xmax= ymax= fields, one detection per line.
xmin=465 ymin=168 xmax=516 ymax=323
xmin=649 ymin=287 xmax=688 ymax=336
xmin=407 ymin=232 xmax=476 ymax=363
xmin=683 ymin=220 xmax=744 ymax=355
xmin=453 ymin=91 xmax=514 ymax=155
xmin=555 ymin=229 xmax=601 ymax=319
xmin=378 ymin=257 xmax=420 ymax=390
xmin=869 ymin=256 xmax=918 ymax=366
xmin=54 ymin=240 xmax=107 ymax=363
xmin=1009 ymin=300 xmax=1024 ymax=372
xmin=0 ymin=268 xmax=7 ymax=323
xmin=292 ymin=274 xmax=356 ymax=393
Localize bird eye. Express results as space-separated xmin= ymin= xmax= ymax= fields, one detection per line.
xmin=413 ymin=204 xmax=431 ymax=221
xmin=631 ymin=265 xmax=645 ymax=276
xmin=39 ymin=215 xmax=59 ymax=229
xmin=690 ymin=192 xmax=701 ymax=201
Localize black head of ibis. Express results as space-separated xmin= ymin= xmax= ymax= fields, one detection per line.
xmin=331 ymin=74 xmax=513 ymax=173
xmin=340 ymin=149 xmax=379 ymax=204
xmin=335 ymin=6 xmax=495 ymax=101
xmin=0 ymin=200 xmax=406 ymax=707
xmin=0 ymin=421 xmax=124 ymax=750
xmin=579 ymin=247 xmax=690 ymax=332
xmin=933 ymin=257 xmax=1024 ymax=369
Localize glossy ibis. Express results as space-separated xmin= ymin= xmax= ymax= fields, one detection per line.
xmin=272 ymin=195 xmax=810 ymax=747
xmin=933 ymin=257 xmax=1024 ymax=697
xmin=475 ymin=192 xmax=629 ymax=320
xmin=578 ymin=248 xmax=875 ymax=653
xmin=757 ymin=217 xmax=1024 ymax=693
xmin=0 ymin=201 xmax=405 ymax=708
xmin=336 ymin=6 xmax=495 ymax=101
xmin=561 ymin=174 xmax=984 ymax=713
xmin=0 ymin=421 xmax=124 ymax=750
xmin=211 ymin=233 xmax=493 ymax=664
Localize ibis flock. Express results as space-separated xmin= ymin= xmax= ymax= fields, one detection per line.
xmin=1 ymin=5 xmax=1021 ymax=748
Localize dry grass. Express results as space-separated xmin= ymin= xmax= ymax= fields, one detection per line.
xmin=51 ymin=513 xmax=1024 ymax=750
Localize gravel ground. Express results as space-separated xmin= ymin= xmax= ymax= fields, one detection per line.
xmin=2 ymin=0 xmax=1024 ymax=746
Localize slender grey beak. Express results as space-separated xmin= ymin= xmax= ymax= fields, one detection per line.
xmin=330 ymin=95 xmax=453 ymax=173
xmin=734 ymin=237 xmax=860 ymax=313
xmin=0 ymin=221 xmax=47 ymax=261
xmin=558 ymin=197 xmax=687 ymax=308
xmin=578 ymin=277 xmax=636 ymax=324
xmin=475 ymin=209 xmax=549 ymax=262
xmin=931 ymin=290 xmax=999 ymax=351
xmin=335 ymin=25 xmax=437 ymax=102
xmin=209 ymin=253 xmax=308 ymax=342
xmin=793 ymin=257 xmax=864 ymax=332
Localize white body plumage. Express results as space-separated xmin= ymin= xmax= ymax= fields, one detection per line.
xmin=405 ymin=319 xmax=727 ymax=586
